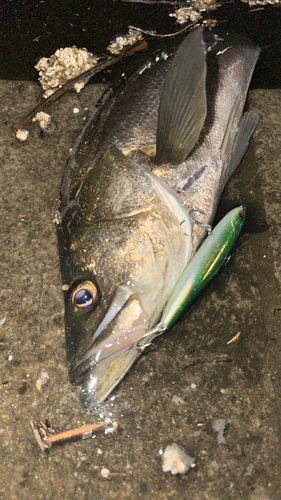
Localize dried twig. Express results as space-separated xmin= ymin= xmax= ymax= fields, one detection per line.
xmin=30 ymin=420 xmax=47 ymax=451
xmin=227 ymin=331 xmax=241 ymax=345
xmin=13 ymin=40 xmax=147 ymax=136
xmin=100 ymin=467 xmax=127 ymax=478
xmin=122 ymin=0 xmax=178 ymax=3
xmin=128 ymin=21 xmax=199 ymax=38
xmin=30 ymin=419 xmax=118 ymax=451
xmin=45 ymin=421 xmax=118 ymax=445
xmin=182 ymin=353 xmax=232 ymax=368
xmin=109 ymin=472 xmax=127 ymax=477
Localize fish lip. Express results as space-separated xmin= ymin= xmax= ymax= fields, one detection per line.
xmin=79 ymin=365 xmax=111 ymax=410
xmin=69 ymin=292 xmax=150 ymax=404
xmin=69 ymin=352 xmax=99 ymax=385
xmin=79 ymin=372 xmax=99 ymax=409
xmin=78 ymin=345 xmax=142 ymax=410
xmin=68 ymin=288 xmax=135 ymax=383
xmin=69 ymin=362 xmax=90 ymax=386
xmin=78 ymin=349 xmax=126 ymax=409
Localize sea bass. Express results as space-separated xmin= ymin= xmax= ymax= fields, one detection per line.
xmin=58 ymin=28 xmax=260 ymax=410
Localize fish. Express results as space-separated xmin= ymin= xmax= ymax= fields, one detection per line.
xmin=57 ymin=28 xmax=260 ymax=410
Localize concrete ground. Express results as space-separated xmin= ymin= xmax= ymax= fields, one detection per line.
xmin=0 ymin=81 xmax=281 ymax=500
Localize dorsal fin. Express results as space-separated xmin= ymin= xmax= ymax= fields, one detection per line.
xmin=155 ymin=28 xmax=207 ymax=166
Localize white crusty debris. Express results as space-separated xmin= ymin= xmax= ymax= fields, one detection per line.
xmin=35 ymin=30 xmax=142 ymax=99
xmin=15 ymin=129 xmax=29 ymax=142
xmin=242 ymin=0 xmax=279 ymax=4
xmin=35 ymin=46 xmax=98 ymax=98
xmin=162 ymin=443 xmax=195 ymax=475
xmin=169 ymin=6 xmax=203 ymax=23
xmin=107 ymin=28 xmax=143 ymax=55
xmin=169 ymin=0 xmax=217 ymax=24
xmin=32 ymin=111 xmax=52 ymax=130
xmin=212 ymin=418 xmax=227 ymax=444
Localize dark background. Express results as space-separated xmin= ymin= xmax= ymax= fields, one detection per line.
xmin=1 ymin=0 xmax=281 ymax=87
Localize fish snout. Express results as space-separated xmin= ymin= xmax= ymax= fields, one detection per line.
xmin=69 ymin=295 xmax=150 ymax=409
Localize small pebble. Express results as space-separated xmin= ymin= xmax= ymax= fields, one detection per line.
xmin=100 ymin=468 xmax=110 ymax=478
xmin=172 ymin=395 xmax=184 ymax=405
xmin=210 ymin=460 xmax=219 ymax=471
xmin=244 ymin=464 xmax=254 ymax=476
xmin=36 ymin=369 xmax=49 ymax=391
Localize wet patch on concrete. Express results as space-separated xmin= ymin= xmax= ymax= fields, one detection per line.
xmin=0 ymin=83 xmax=280 ymax=499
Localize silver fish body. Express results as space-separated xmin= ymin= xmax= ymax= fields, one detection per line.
xmin=154 ymin=36 xmax=260 ymax=251
xmin=58 ymin=29 xmax=260 ymax=409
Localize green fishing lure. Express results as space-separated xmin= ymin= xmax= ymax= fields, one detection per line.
xmin=138 ymin=205 xmax=246 ymax=349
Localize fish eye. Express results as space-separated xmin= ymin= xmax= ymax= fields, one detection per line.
xmin=70 ymin=281 xmax=98 ymax=312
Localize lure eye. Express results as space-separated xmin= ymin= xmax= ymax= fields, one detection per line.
xmin=70 ymin=281 xmax=98 ymax=312
xmin=238 ymin=209 xmax=246 ymax=221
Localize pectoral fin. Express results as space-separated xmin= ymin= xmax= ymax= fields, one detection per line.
xmin=155 ymin=28 xmax=207 ymax=166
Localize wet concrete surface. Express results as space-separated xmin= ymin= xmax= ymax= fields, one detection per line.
xmin=0 ymin=82 xmax=281 ymax=499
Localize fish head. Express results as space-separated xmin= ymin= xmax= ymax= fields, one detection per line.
xmin=58 ymin=147 xmax=189 ymax=409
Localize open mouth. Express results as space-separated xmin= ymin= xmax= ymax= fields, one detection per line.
xmin=69 ymin=291 xmax=150 ymax=408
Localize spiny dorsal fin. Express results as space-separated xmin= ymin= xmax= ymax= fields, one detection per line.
xmin=155 ymin=28 xmax=207 ymax=166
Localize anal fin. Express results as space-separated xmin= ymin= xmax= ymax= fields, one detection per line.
xmin=220 ymin=108 xmax=259 ymax=189
xmin=228 ymin=110 xmax=259 ymax=176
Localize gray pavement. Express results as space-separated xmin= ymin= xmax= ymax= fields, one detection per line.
xmin=0 ymin=81 xmax=280 ymax=499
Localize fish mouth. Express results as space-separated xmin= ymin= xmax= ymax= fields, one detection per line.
xmin=69 ymin=291 xmax=150 ymax=409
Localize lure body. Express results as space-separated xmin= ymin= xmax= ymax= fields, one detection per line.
xmin=139 ymin=206 xmax=246 ymax=348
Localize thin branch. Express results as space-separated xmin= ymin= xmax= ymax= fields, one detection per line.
xmin=128 ymin=21 xmax=199 ymax=38
xmin=45 ymin=421 xmax=118 ymax=445
xmin=30 ymin=420 xmax=47 ymax=451
xmin=109 ymin=472 xmax=127 ymax=477
xmin=30 ymin=420 xmax=118 ymax=451
xmin=182 ymin=353 xmax=232 ymax=368
xmin=122 ymin=0 xmax=180 ymax=4
xmin=30 ymin=418 xmax=119 ymax=451
xmin=13 ymin=40 xmax=147 ymax=136
xmin=227 ymin=331 xmax=241 ymax=344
